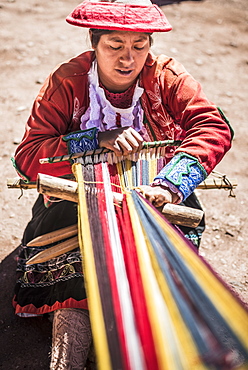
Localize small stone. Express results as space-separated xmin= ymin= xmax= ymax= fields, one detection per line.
xmin=212 ymin=226 xmax=220 ymax=231
xmin=13 ymin=138 xmax=21 ymax=145
xmin=36 ymin=78 xmax=44 ymax=84
xmin=16 ymin=106 xmax=27 ymax=112
xmin=195 ymin=58 xmax=203 ymax=66
xmin=205 ymin=49 xmax=213 ymax=56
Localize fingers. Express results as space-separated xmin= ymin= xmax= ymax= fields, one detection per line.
xmin=115 ymin=131 xmax=142 ymax=156
xmin=98 ymin=127 xmax=144 ymax=156
xmin=136 ymin=185 xmax=174 ymax=207
xmin=114 ymin=127 xmax=143 ymax=156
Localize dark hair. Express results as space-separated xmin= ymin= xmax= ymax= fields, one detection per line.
xmin=89 ymin=28 xmax=153 ymax=48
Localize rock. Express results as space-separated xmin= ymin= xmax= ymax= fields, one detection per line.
xmin=229 ymin=41 xmax=238 ymax=48
xmin=16 ymin=106 xmax=27 ymax=112
xmin=170 ymin=47 xmax=178 ymax=54
xmin=195 ymin=58 xmax=203 ymax=66
xmin=13 ymin=138 xmax=21 ymax=145
xmin=36 ymin=78 xmax=44 ymax=84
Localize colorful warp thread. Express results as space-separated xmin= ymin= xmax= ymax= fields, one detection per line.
xmin=73 ymin=160 xmax=248 ymax=370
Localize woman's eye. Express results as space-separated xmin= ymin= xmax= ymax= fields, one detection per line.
xmin=110 ymin=46 xmax=121 ymax=50
xmin=134 ymin=44 xmax=146 ymax=50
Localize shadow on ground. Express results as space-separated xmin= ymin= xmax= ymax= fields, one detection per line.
xmin=0 ymin=247 xmax=51 ymax=369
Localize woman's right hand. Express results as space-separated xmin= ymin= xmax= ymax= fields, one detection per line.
xmin=98 ymin=127 xmax=144 ymax=156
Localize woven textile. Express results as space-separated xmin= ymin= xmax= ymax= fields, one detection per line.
xmin=74 ymin=161 xmax=248 ymax=370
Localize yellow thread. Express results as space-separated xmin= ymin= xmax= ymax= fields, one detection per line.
xmin=72 ymin=163 xmax=112 ymax=370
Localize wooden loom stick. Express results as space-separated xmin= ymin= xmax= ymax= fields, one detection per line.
xmin=198 ymin=178 xmax=237 ymax=189
xmin=27 ymin=224 xmax=78 ymax=247
xmin=37 ymin=175 xmax=79 ymax=202
xmin=39 ymin=140 xmax=182 ymax=164
xmin=7 ymin=176 xmax=237 ymax=190
xmin=160 ymin=203 xmax=203 ymax=228
xmin=26 ymin=236 xmax=79 ymax=265
xmin=37 ymin=173 xmax=203 ymax=228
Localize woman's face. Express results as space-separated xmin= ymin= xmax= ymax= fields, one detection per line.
xmin=92 ymin=31 xmax=150 ymax=92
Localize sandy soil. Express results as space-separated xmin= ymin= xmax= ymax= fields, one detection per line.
xmin=0 ymin=0 xmax=247 ymax=368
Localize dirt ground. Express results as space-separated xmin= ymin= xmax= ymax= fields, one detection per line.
xmin=0 ymin=0 xmax=248 ymax=368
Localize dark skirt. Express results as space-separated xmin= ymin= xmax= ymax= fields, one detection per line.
xmin=13 ymin=193 xmax=205 ymax=316
xmin=13 ymin=196 xmax=87 ymax=316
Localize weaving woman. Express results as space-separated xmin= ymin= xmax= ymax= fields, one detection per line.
xmin=12 ymin=0 xmax=233 ymax=368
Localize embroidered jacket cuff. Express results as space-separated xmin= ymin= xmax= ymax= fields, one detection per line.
xmin=63 ymin=128 xmax=99 ymax=155
xmin=154 ymin=153 xmax=207 ymax=201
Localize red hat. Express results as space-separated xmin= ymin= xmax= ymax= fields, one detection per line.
xmin=66 ymin=0 xmax=172 ymax=33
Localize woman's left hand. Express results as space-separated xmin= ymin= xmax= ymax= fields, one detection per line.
xmin=135 ymin=185 xmax=179 ymax=207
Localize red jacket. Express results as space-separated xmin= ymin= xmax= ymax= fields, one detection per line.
xmin=14 ymin=51 xmax=232 ymax=182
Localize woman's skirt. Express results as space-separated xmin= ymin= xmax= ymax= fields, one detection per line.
xmin=13 ymin=195 xmax=87 ymax=316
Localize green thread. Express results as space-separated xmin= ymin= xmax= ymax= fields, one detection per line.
xmin=10 ymin=157 xmax=30 ymax=183
xmin=217 ymin=107 xmax=234 ymax=140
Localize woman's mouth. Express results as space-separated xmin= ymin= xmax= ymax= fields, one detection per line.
xmin=116 ymin=69 xmax=133 ymax=76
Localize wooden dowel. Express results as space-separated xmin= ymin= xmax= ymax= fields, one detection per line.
xmin=37 ymin=173 xmax=203 ymax=228
xmin=7 ymin=176 xmax=237 ymax=190
xmin=26 ymin=236 xmax=79 ymax=265
xmin=197 ymin=178 xmax=237 ymax=189
xmin=39 ymin=140 xmax=182 ymax=164
xmin=161 ymin=203 xmax=202 ymax=228
xmin=7 ymin=178 xmax=36 ymax=189
xmin=37 ymin=174 xmax=78 ymax=202
xmin=27 ymin=224 xmax=78 ymax=247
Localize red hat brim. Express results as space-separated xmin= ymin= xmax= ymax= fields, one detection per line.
xmin=66 ymin=1 xmax=172 ymax=33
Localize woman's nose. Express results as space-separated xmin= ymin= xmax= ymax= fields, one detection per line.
xmin=119 ymin=48 xmax=134 ymax=65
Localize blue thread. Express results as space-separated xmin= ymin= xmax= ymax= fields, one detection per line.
xmin=131 ymin=190 xmax=248 ymax=364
